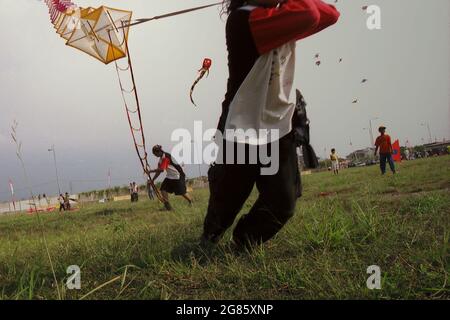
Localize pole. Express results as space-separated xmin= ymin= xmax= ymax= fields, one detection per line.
xmin=108 ymin=168 xmax=112 ymax=189
xmin=369 ymin=119 xmax=374 ymax=148
xmin=427 ymin=123 xmax=432 ymax=143
xmin=49 ymin=145 xmax=61 ymax=195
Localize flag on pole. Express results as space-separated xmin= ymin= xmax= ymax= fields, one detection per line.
xmin=392 ymin=140 xmax=401 ymax=162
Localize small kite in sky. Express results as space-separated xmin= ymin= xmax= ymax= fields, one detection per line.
xmin=190 ymin=58 xmax=212 ymax=106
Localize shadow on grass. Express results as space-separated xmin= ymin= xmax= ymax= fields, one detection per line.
xmin=170 ymin=236 xmax=253 ymax=267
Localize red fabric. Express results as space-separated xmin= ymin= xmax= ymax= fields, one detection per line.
xmin=392 ymin=140 xmax=402 ymax=162
xmin=249 ymin=0 xmax=340 ymax=54
xmin=159 ymin=157 xmax=170 ymax=171
xmin=375 ymin=134 xmax=393 ymax=154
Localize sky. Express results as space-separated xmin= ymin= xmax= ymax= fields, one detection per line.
xmin=0 ymin=0 xmax=449 ymax=201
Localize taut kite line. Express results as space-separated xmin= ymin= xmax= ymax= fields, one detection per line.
xmin=43 ymin=1 xmax=221 ymax=205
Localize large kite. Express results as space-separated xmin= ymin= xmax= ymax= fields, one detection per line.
xmin=43 ymin=0 xmax=220 ymax=205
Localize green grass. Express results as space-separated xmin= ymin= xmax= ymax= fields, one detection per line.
xmin=0 ymin=156 xmax=449 ymax=300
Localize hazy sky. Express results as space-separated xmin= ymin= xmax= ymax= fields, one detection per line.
xmin=0 ymin=0 xmax=449 ymax=201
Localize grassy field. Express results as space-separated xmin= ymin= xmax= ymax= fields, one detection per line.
xmin=0 ymin=156 xmax=449 ymax=300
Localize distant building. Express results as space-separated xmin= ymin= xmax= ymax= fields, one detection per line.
xmin=346 ymin=147 xmax=375 ymax=161
xmin=422 ymin=140 xmax=450 ymax=155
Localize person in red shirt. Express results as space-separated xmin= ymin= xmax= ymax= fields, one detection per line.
xmin=374 ymin=126 xmax=396 ymax=175
xmin=201 ymin=0 xmax=340 ymax=250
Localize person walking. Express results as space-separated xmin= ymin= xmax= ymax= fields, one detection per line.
xmin=374 ymin=126 xmax=396 ymax=175
xmin=201 ymin=0 xmax=339 ymax=249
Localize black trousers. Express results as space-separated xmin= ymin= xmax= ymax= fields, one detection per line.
xmin=202 ymin=132 xmax=302 ymax=247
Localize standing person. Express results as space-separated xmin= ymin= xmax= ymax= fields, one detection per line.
xmin=58 ymin=194 xmax=65 ymax=212
xmin=330 ymin=148 xmax=339 ymax=175
xmin=201 ymin=0 xmax=339 ymax=249
xmin=404 ymin=148 xmax=410 ymax=161
xmin=43 ymin=194 xmax=50 ymax=207
xmin=146 ymin=178 xmax=155 ymax=200
xmin=129 ymin=183 xmax=134 ymax=202
xmin=150 ymin=145 xmax=193 ymax=210
xmin=374 ymin=126 xmax=396 ymax=175
xmin=133 ymin=182 xmax=139 ymax=202
xmin=64 ymin=192 xmax=71 ymax=211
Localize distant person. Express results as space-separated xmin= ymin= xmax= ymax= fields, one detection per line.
xmin=374 ymin=126 xmax=396 ymax=175
xmin=404 ymin=148 xmax=410 ymax=160
xmin=132 ymin=182 xmax=139 ymax=202
xmin=64 ymin=192 xmax=71 ymax=210
xmin=330 ymin=148 xmax=340 ymax=175
xmin=58 ymin=194 xmax=65 ymax=212
xmin=43 ymin=193 xmax=50 ymax=206
xmin=129 ymin=183 xmax=134 ymax=202
xmin=146 ymin=178 xmax=155 ymax=200
xmin=150 ymin=145 xmax=193 ymax=210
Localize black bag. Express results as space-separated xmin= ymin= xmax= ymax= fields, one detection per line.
xmin=292 ymin=89 xmax=319 ymax=169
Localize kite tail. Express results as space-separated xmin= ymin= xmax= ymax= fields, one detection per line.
xmin=190 ymin=70 xmax=207 ymax=107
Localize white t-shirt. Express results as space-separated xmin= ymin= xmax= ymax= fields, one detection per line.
xmin=158 ymin=153 xmax=182 ymax=180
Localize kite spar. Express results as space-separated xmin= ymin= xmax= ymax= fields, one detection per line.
xmin=43 ymin=1 xmax=221 ymax=204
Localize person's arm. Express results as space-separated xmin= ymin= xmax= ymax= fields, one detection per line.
xmin=152 ymin=157 xmax=168 ymax=181
xmin=152 ymin=171 xmax=162 ymax=182
xmin=374 ymin=138 xmax=379 ymax=156
xmin=249 ymin=0 xmax=340 ymax=54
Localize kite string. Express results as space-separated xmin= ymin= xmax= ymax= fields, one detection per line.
xmin=122 ymin=2 xmax=222 ymax=28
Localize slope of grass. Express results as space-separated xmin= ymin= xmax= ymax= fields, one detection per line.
xmin=0 ymin=156 xmax=449 ymax=300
